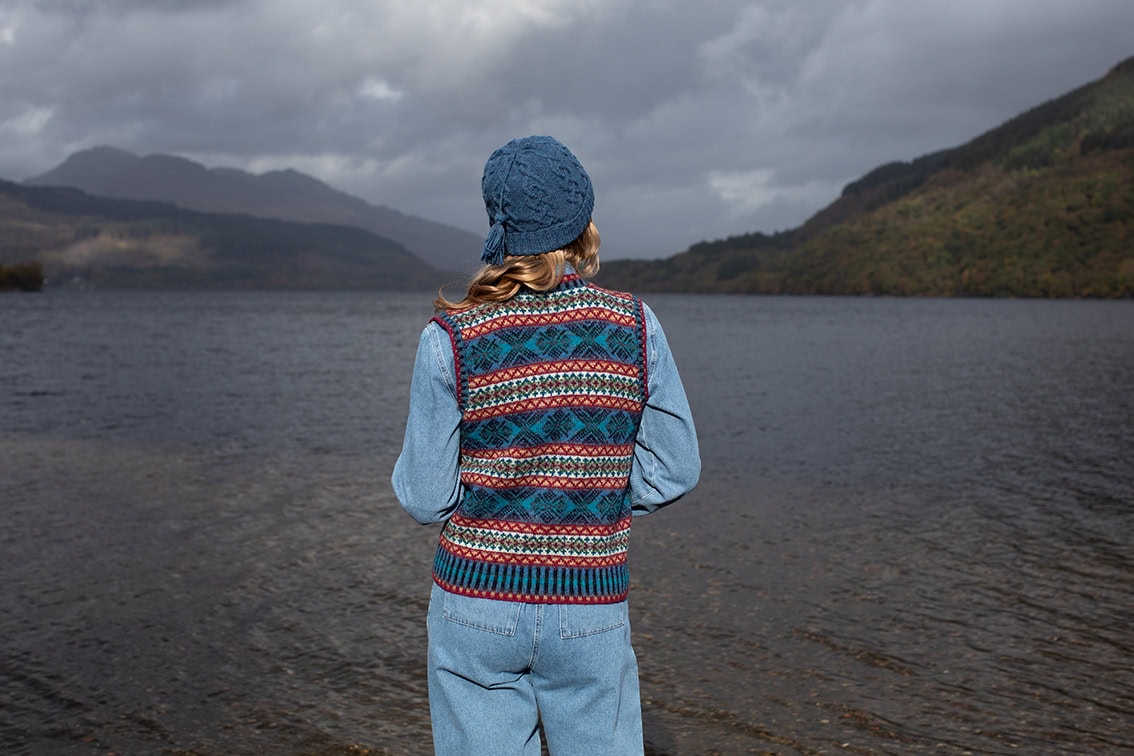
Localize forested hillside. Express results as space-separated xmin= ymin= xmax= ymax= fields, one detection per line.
xmin=597 ymin=56 xmax=1134 ymax=297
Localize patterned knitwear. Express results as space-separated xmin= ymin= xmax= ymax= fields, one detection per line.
xmin=479 ymin=135 xmax=595 ymax=265
xmin=430 ymin=275 xmax=648 ymax=604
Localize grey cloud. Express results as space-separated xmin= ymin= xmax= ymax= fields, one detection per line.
xmin=1 ymin=0 xmax=1132 ymax=258
xmin=31 ymin=0 xmax=248 ymax=15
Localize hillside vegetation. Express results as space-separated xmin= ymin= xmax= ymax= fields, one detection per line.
xmin=597 ymin=56 xmax=1134 ymax=297
xmin=0 ymin=261 xmax=44 ymax=291
xmin=0 ymin=180 xmax=446 ymax=289
xmin=27 ymin=147 xmax=480 ymax=275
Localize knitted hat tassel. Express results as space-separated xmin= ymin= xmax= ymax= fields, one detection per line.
xmin=480 ymin=213 xmax=506 ymax=265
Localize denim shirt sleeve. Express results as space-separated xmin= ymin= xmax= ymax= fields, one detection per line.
xmin=630 ymin=302 xmax=701 ymax=515
xmin=392 ymin=322 xmax=463 ymax=525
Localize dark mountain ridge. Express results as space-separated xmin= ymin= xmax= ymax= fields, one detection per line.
xmin=0 ymin=178 xmax=446 ymax=289
xmin=27 ymin=147 xmax=482 ymax=274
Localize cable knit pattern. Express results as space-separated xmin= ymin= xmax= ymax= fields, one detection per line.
xmin=430 ymin=275 xmax=647 ymax=603
xmin=480 ymin=136 xmax=595 ymax=263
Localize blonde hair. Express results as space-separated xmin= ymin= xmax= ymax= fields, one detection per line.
xmin=435 ymin=220 xmax=601 ymax=311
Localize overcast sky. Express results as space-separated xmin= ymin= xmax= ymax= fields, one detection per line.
xmin=1 ymin=1 xmax=1131 ymax=259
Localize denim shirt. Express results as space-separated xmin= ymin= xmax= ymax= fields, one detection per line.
xmin=392 ymin=297 xmax=700 ymax=525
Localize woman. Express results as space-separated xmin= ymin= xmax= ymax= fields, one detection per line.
xmin=393 ymin=135 xmax=700 ymax=755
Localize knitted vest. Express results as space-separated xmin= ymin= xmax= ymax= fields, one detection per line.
xmin=430 ymin=275 xmax=648 ymax=604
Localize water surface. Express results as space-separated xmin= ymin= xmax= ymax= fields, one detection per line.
xmin=2 ymin=290 xmax=1131 ymax=754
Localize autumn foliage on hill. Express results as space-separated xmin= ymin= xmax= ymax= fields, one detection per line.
xmin=598 ymin=56 xmax=1134 ymax=298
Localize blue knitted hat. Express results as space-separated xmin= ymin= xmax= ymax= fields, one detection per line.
xmin=479 ymin=135 xmax=595 ymax=265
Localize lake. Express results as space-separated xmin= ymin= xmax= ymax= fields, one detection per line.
xmin=2 ymin=289 xmax=1131 ymax=754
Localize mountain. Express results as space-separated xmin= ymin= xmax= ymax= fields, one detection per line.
xmin=596 ymin=56 xmax=1134 ymax=298
xmin=0 ymin=178 xmax=446 ymax=289
xmin=27 ymin=148 xmax=482 ymax=274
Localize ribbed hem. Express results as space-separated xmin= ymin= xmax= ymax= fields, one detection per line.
xmin=432 ymin=548 xmax=629 ymax=605
xmin=503 ymin=195 xmax=594 ymax=257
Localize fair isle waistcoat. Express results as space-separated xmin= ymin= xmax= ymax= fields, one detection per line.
xmin=430 ymin=275 xmax=648 ymax=604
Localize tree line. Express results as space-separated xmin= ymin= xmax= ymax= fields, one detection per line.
xmin=0 ymin=262 xmax=45 ymax=292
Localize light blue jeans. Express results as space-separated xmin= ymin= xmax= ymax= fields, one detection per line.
xmin=426 ymin=583 xmax=644 ymax=755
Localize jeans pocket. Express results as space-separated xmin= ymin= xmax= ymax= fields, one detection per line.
xmin=440 ymin=589 xmax=522 ymax=637
xmin=558 ymin=601 xmax=628 ymax=639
